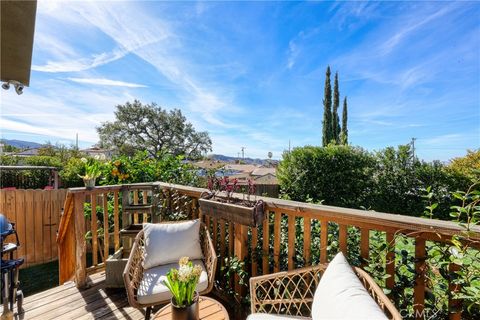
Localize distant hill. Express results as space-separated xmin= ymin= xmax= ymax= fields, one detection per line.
xmin=208 ymin=154 xmax=278 ymax=166
xmin=0 ymin=139 xmax=43 ymax=149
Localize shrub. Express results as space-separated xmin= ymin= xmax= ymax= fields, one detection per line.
xmin=277 ymin=144 xmax=376 ymax=208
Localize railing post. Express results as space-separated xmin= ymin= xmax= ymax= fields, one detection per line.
xmin=74 ymin=192 xmax=86 ymax=288
xmin=449 ymin=262 xmax=462 ymax=320
xmin=414 ymin=237 xmax=426 ymax=320
xmin=234 ymin=223 xmax=248 ymax=296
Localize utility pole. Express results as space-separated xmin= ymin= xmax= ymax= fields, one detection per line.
xmin=411 ymin=137 xmax=416 ymax=161
xmin=241 ymin=147 xmax=245 ymax=160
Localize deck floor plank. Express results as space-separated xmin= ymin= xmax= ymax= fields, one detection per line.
xmin=3 ymin=271 xmax=148 ymax=320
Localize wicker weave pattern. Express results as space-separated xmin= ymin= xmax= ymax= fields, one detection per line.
xmin=123 ymin=223 xmax=217 ymax=310
xmin=250 ymin=264 xmax=402 ymax=320
xmin=249 ymin=265 xmax=326 ymax=317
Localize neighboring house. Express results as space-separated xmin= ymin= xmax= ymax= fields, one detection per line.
xmin=253 ymin=173 xmax=278 ymax=184
xmin=82 ymin=147 xmax=114 ymax=160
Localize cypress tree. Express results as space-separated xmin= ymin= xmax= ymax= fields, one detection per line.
xmin=332 ymin=72 xmax=341 ymax=144
xmin=340 ymin=96 xmax=348 ymax=145
xmin=322 ymin=66 xmax=332 ymax=146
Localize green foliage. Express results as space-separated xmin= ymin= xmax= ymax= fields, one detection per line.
xmin=340 ymin=97 xmax=348 ymax=145
xmin=59 ymin=157 xmax=85 ymax=188
xmin=277 ymin=145 xmax=376 ymax=208
xmin=97 ymin=100 xmax=212 ymax=159
xmin=374 ymin=145 xmax=470 ymax=219
xmin=79 ymin=158 xmax=102 ymax=180
xmin=322 ymin=66 xmax=333 ymax=147
xmin=332 ymin=72 xmax=341 ymax=144
xmin=448 ymin=149 xmax=480 ymax=182
xmin=220 ymin=256 xmax=249 ymax=304
xmin=364 ymin=183 xmax=480 ymax=319
xmin=101 ymin=151 xmax=202 ymax=187
xmin=163 ymin=258 xmax=203 ymax=307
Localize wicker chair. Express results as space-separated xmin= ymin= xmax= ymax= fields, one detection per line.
xmin=250 ymin=264 xmax=402 ymax=320
xmin=123 ymin=223 xmax=217 ymax=320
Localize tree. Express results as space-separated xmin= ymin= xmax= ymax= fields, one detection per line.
xmin=332 ymin=72 xmax=341 ymax=144
xmin=97 ymin=100 xmax=212 ymax=159
xmin=322 ymin=66 xmax=333 ymax=146
xmin=340 ymin=97 xmax=348 ymax=145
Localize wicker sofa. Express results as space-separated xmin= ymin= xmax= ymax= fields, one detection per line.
xmin=123 ymin=220 xmax=217 ymax=320
xmin=250 ymin=253 xmax=402 ymax=320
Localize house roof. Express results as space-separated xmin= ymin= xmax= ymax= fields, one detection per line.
xmin=251 ymin=167 xmax=276 ymax=176
xmin=223 ymin=164 xmax=258 ymax=173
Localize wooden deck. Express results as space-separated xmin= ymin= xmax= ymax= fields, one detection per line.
xmin=8 ymin=271 xmax=149 ymax=320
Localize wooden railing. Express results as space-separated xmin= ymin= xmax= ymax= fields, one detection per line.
xmin=57 ymin=182 xmax=480 ymax=320
xmin=0 ymin=188 xmax=67 ymax=268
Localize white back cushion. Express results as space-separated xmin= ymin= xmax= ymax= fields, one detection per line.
xmin=143 ymin=220 xmax=203 ymax=269
xmin=311 ymin=252 xmax=388 ymax=320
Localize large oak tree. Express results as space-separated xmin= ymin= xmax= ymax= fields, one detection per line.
xmin=97 ymin=100 xmax=212 ymax=159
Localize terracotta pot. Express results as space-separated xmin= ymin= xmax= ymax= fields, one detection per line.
xmin=83 ymin=178 xmax=96 ymax=190
xmin=171 ymin=292 xmax=199 ymax=320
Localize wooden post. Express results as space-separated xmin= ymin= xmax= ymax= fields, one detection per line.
xmin=273 ymin=211 xmax=281 ymax=272
xmin=303 ymin=217 xmax=311 ymax=266
xmin=414 ymin=237 xmax=426 ymax=320
xmin=287 ymin=215 xmax=295 ymax=270
xmin=339 ymin=224 xmax=348 ymax=255
xmin=449 ymin=263 xmax=462 ymax=320
xmin=386 ymin=233 xmax=395 ymax=294
xmin=74 ymin=193 xmax=86 ymax=288
xmin=234 ymin=223 xmax=248 ymax=296
xmin=320 ymin=219 xmax=328 ymax=263
xmin=360 ymin=228 xmax=370 ymax=267
xmin=262 ymin=212 xmax=270 ymax=274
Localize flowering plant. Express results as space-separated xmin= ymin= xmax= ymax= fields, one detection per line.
xmin=163 ymin=257 xmax=202 ymax=307
xmin=78 ymin=158 xmax=101 ymax=180
xmin=206 ymin=175 xmax=257 ymax=203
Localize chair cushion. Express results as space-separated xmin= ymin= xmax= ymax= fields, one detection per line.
xmin=311 ymin=252 xmax=388 ymax=320
xmin=137 ymin=259 xmax=208 ymax=305
xmin=143 ymin=220 xmax=203 ymax=269
xmin=247 ymin=314 xmax=310 ymax=320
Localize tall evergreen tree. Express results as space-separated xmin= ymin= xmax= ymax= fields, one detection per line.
xmin=332 ymin=72 xmax=341 ymax=144
xmin=340 ymin=97 xmax=348 ymax=145
xmin=322 ymin=66 xmax=332 ymax=146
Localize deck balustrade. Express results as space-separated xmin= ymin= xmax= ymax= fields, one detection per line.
xmin=57 ymin=182 xmax=480 ymax=320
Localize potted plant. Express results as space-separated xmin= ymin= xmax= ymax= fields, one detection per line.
xmin=78 ymin=158 xmax=101 ymax=190
xmin=163 ymin=257 xmax=203 ymax=320
xmin=198 ymin=176 xmax=265 ymax=226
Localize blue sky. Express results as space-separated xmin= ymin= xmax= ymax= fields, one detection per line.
xmin=1 ymin=1 xmax=479 ymax=161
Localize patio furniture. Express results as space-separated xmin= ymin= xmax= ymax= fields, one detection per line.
xmin=123 ymin=219 xmax=217 ymax=320
xmin=153 ymin=296 xmax=229 ymax=320
xmin=249 ymin=252 xmax=402 ymax=320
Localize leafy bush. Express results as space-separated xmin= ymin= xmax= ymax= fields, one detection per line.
xmin=59 ymin=157 xmax=87 ymax=188
xmin=101 ymin=151 xmax=202 ymax=187
xmin=373 ymin=145 xmax=470 ymax=219
xmin=277 ymin=145 xmax=376 ymax=208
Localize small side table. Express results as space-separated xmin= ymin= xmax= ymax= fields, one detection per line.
xmin=154 ymin=296 xmax=229 ymax=320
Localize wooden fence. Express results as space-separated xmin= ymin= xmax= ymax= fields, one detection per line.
xmin=0 ymin=188 xmax=67 ymax=268
xmin=58 ymin=182 xmax=480 ymax=320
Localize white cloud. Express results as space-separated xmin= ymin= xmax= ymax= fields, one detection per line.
xmin=67 ymin=77 xmax=147 ymax=88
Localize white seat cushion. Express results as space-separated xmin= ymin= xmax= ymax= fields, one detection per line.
xmin=311 ymin=252 xmax=388 ymax=320
xmin=247 ymin=314 xmax=309 ymax=320
xmin=143 ymin=220 xmax=203 ymax=269
xmin=137 ymin=259 xmax=208 ymax=305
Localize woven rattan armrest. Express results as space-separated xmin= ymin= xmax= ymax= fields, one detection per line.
xmin=250 ymin=264 xmax=402 ymax=320
xmin=250 ymin=265 xmax=327 ymax=317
